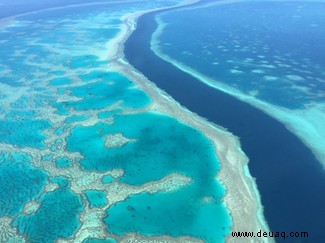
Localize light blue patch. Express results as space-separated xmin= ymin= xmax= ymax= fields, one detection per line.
xmin=50 ymin=145 xmax=57 ymax=152
xmin=50 ymin=77 xmax=72 ymax=86
xmin=42 ymin=154 xmax=53 ymax=161
xmin=102 ymin=175 xmax=115 ymax=184
xmin=67 ymin=113 xmax=221 ymax=186
xmin=55 ymin=157 xmax=73 ymax=168
xmin=105 ymin=184 xmax=231 ymax=242
xmin=68 ymin=72 xmax=151 ymax=110
xmin=84 ymin=238 xmax=117 ymax=243
xmin=66 ymin=115 xmax=89 ymax=123
xmin=70 ymin=55 xmax=107 ymax=69
xmin=85 ymin=190 xmax=108 ymax=208
xmin=98 ymin=109 xmax=121 ymax=119
xmin=50 ymin=176 xmax=71 ymax=188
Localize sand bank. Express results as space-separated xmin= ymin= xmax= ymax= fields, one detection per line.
xmin=106 ymin=0 xmax=273 ymax=241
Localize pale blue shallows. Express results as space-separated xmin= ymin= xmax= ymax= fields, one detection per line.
xmin=84 ymin=238 xmax=117 ymax=243
xmin=68 ymin=113 xmax=232 ymax=241
xmin=85 ymin=189 xmax=108 ymax=208
xmin=105 ymin=184 xmax=231 ymax=242
xmin=0 ymin=119 xmax=51 ymax=148
xmin=67 ymin=72 xmax=151 ymax=110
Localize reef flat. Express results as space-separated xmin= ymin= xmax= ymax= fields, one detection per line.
xmin=117 ymin=4 xmax=271 ymax=241
xmin=125 ymin=0 xmax=325 ymax=241
xmin=0 ymin=0 xmax=269 ymax=242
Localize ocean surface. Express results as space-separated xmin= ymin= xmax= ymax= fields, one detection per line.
xmin=124 ymin=1 xmax=325 ymax=242
xmin=0 ymin=0 xmax=234 ymax=242
xmin=153 ymin=0 xmax=325 ymax=168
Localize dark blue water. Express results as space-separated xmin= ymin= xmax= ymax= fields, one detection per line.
xmin=124 ymin=7 xmax=325 ymax=243
xmin=156 ymin=1 xmax=325 ymax=109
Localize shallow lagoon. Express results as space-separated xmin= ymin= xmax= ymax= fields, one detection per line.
xmin=14 ymin=185 xmax=84 ymax=242
xmin=85 ymin=190 xmax=108 ymax=208
xmin=67 ymin=72 xmax=151 ymax=110
xmin=0 ymin=152 xmax=47 ymax=217
xmin=67 ymin=112 xmax=232 ymax=240
xmin=105 ymin=184 xmax=231 ymax=242
xmin=0 ymin=119 xmax=50 ymax=148
xmin=0 ymin=0 xmax=234 ymax=242
xmin=68 ymin=112 xmax=222 ymax=186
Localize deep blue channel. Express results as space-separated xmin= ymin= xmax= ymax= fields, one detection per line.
xmin=124 ymin=5 xmax=325 ymax=243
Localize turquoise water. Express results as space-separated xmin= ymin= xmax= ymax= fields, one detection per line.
xmin=50 ymin=77 xmax=73 ymax=86
xmin=85 ymin=190 xmax=108 ymax=208
xmin=123 ymin=0 xmax=325 ymax=240
xmin=14 ymin=185 xmax=84 ymax=242
xmin=68 ymin=113 xmax=222 ymax=186
xmin=70 ymin=55 xmax=107 ymax=69
xmin=66 ymin=115 xmax=89 ymax=123
xmin=43 ymin=154 xmax=53 ymax=161
xmin=84 ymin=238 xmax=117 ymax=243
xmin=98 ymin=109 xmax=122 ymax=119
xmin=0 ymin=119 xmax=51 ymax=148
xmin=68 ymin=72 xmax=151 ymax=110
xmin=68 ymin=112 xmax=231 ymax=240
xmin=105 ymin=184 xmax=231 ymax=242
xmin=102 ymin=175 xmax=115 ymax=184
xmin=0 ymin=0 xmax=233 ymax=242
xmin=50 ymin=176 xmax=71 ymax=188
xmin=0 ymin=152 xmax=48 ymax=217
xmin=46 ymin=71 xmax=152 ymax=113
xmin=55 ymin=157 xmax=73 ymax=168
xmin=55 ymin=125 xmax=70 ymax=135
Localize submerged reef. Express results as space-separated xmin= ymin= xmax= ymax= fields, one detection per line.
xmin=0 ymin=0 xmax=237 ymax=242
xmin=67 ymin=113 xmax=222 ymax=186
xmin=14 ymin=186 xmax=84 ymax=243
xmin=0 ymin=152 xmax=48 ymax=217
